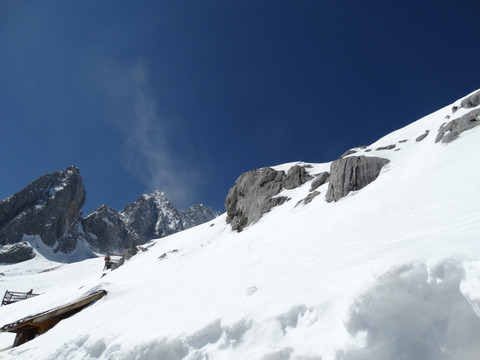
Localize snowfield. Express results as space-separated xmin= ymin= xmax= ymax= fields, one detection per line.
xmin=1 ymin=91 xmax=480 ymax=360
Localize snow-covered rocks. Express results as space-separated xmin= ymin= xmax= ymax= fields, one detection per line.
xmin=325 ymin=156 xmax=390 ymax=203
xmin=436 ymin=108 xmax=480 ymax=144
xmin=0 ymin=171 xmax=219 ymax=261
xmin=0 ymin=242 xmax=35 ymax=264
xmin=460 ymin=89 xmax=480 ymax=109
xmin=225 ymin=165 xmax=313 ymax=232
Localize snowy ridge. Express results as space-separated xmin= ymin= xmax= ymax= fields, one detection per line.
xmin=1 ymin=90 xmax=480 ymax=359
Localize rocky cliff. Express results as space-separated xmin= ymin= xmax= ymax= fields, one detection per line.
xmin=120 ymin=191 xmax=184 ymax=244
xmin=0 ymin=166 xmax=86 ymax=256
xmin=325 ymin=156 xmax=390 ymax=203
xmin=0 ymin=167 xmax=219 ymax=263
xmin=225 ymin=165 xmax=313 ymax=232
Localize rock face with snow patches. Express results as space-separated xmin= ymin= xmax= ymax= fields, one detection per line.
xmin=0 ymin=242 xmax=36 ymax=264
xmin=460 ymin=89 xmax=480 ymax=109
xmin=82 ymin=205 xmax=130 ymax=254
xmin=436 ymin=108 xmax=480 ymax=144
xmin=0 ymin=166 xmax=86 ymax=254
xmin=120 ymin=191 xmax=185 ymax=243
xmin=325 ymin=156 xmax=390 ymax=202
xmin=83 ymin=191 xmax=220 ymax=253
xmin=310 ymin=171 xmax=330 ymax=192
xmin=0 ymin=169 xmax=219 ymax=261
xmin=225 ymin=165 xmax=313 ymax=231
xmin=179 ymin=204 xmax=221 ymax=229
xmin=436 ymin=89 xmax=480 ymax=144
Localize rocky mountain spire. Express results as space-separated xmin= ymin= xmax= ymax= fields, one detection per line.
xmin=0 ymin=166 xmax=86 ymax=254
xmin=0 ymin=167 xmax=219 ymax=263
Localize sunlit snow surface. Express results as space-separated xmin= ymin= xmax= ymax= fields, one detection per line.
xmin=1 ymin=93 xmax=480 ymax=359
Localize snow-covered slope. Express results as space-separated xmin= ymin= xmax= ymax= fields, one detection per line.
xmin=1 ymin=91 xmax=480 ymax=360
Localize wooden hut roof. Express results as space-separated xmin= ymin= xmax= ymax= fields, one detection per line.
xmin=1 ymin=290 xmax=107 ymax=333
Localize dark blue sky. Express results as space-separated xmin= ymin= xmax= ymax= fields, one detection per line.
xmin=1 ymin=1 xmax=479 ymax=213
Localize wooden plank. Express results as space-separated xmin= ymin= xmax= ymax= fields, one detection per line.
xmin=1 ymin=290 xmax=107 ymax=333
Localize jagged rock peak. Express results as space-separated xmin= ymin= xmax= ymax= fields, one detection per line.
xmin=85 ymin=204 xmax=117 ymax=217
xmin=120 ymin=191 xmax=183 ymax=242
xmin=142 ymin=190 xmax=168 ymax=202
xmin=0 ymin=166 xmax=86 ymax=254
xmin=0 ymin=166 xmax=219 ymax=262
xmin=82 ymin=204 xmax=129 ymax=254
xmin=180 ymin=204 xmax=221 ymax=229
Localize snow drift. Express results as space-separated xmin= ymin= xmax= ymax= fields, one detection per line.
xmin=1 ymin=89 xmax=480 ymax=360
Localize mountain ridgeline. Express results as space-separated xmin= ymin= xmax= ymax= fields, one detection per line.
xmin=2 ymin=89 xmax=480 ymax=265
xmin=0 ymin=168 xmax=219 ymax=263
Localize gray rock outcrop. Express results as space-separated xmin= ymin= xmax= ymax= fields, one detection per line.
xmin=283 ymin=165 xmax=313 ymax=190
xmin=225 ymin=165 xmax=313 ymax=232
xmin=416 ymin=130 xmax=430 ymax=142
xmin=300 ymin=191 xmax=321 ymax=206
xmin=325 ymin=156 xmax=390 ymax=202
xmin=0 ymin=166 xmax=86 ymax=253
xmin=435 ymin=108 xmax=480 ymax=144
xmin=110 ymin=244 xmax=144 ymax=270
xmin=340 ymin=149 xmax=357 ymax=158
xmin=310 ymin=172 xmax=330 ymax=192
xmin=376 ymin=144 xmax=396 ymax=151
xmin=460 ymin=90 xmax=480 ymax=109
xmin=0 ymin=242 xmax=36 ymax=264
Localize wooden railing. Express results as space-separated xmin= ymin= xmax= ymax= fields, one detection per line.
xmin=2 ymin=290 xmax=39 ymax=306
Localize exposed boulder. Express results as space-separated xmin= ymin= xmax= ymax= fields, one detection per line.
xmin=435 ymin=109 xmax=480 ymax=144
xmin=225 ymin=167 xmax=286 ymax=232
xmin=416 ymin=130 xmax=430 ymax=142
xmin=111 ymin=244 xmax=144 ymax=270
xmin=376 ymin=144 xmax=396 ymax=151
xmin=340 ymin=146 xmax=368 ymax=158
xmin=0 ymin=242 xmax=35 ymax=264
xmin=0 ymin=166 xmax=86 ymax=253
xmin=340 ymin=149 xmax=357 ymax=158
xmin=310 ymin=172 xmax=330 ymax=192
xmin=460 ymin=90 xmax=480 ymax=109
xmin=283 ymin=165 xmax=313 ymax=190
xmin=325 ymin=156 xmax=390 ymax=202
xmin=298 ymin=191 xmax=321 ymax=206
xmin=225 ymin=165 xmax=313 ymax=231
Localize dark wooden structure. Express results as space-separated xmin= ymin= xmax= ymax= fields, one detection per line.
xmin=0 ymin=290 xmax=107 ymax=347
xmin=2 ymin=290 xmax=39 ymax=306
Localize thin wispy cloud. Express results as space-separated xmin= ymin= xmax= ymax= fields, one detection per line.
xmin=108 ymin=60 xmax=199 ymax=207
